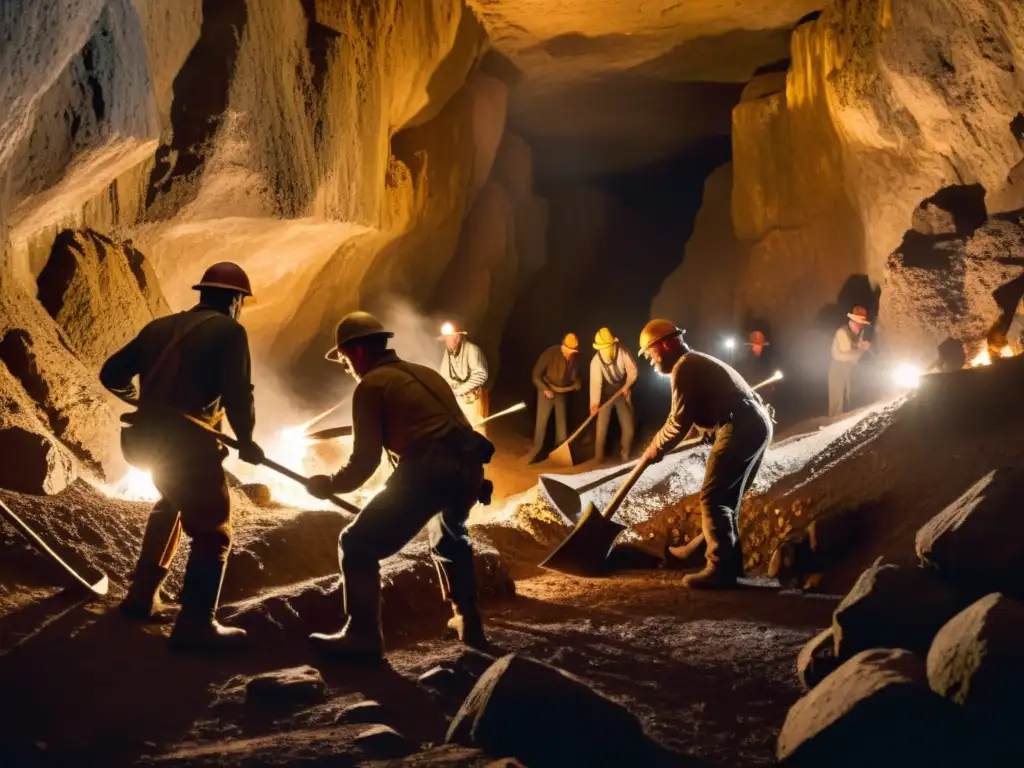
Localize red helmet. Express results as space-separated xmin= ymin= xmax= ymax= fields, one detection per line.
xmin=192 ymin=262 xmax=253 ymax=297
xmin=848 ymin=306 xmax=870 ymax=324
xmin=749 ymin=330 xmax=768 ymax=346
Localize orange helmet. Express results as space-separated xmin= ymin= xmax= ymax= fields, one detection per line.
xmin=562 ymin=333 xmax=579 ymax=350
xmin=847 ymin=306 xmax=870 ymax=325
xmin=192 ymin=262 xmax=253 ymax=297
xmin=748 ymin=330 xmax=768 ymax=346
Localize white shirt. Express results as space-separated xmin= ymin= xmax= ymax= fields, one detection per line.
xmin=589 ymin=346 xmax=638 ymax=407
xmin=439 ymin=339 xmax=488 ymax=395
xmin=830 ymin=326 xmax=864 ymax=364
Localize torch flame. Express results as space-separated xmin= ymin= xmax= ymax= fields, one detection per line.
xmin=969 ymin=345 xmax=1014 ymax=367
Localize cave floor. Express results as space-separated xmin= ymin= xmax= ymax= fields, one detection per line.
xmin=0 ymin=567 xmax=835 ymax=767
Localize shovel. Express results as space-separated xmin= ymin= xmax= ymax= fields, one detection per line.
xmin=545 ymin=389 xmax=627 ymax=468
xmin=304 ymin=401 xmax=526 ymax=441
xmin=539 ymin=371 xmax=783 ymax=522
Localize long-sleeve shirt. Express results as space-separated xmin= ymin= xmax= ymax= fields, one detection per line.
xmin=649 ymin=351 xmax=753 ymax=455
xmin=830 ymin=326 xmax=865 ymax=364
xmin=532 ymin=346 xmax=581 ymax=392
xmin=99 ymin=306 xmax=256 ymax=442
xmin=331 ymin=351 xmax=470 ymax=492
xmin=589 ymin=347 xmax=638 ymax=407
xmin=440 ymin=339 xmax=488 ymax=396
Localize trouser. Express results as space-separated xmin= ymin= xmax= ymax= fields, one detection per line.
xmin=530 ymin=391 xmax=568 ymax=455
xmin=699 ymin=400 xmax=773 ymax=572
xmin=595 ymin=397 xmax=634 ymax=461
xmin=458 ymin=390 xmax=489 ymax=434
xmin=828 ymin=362 xmax=854 ymax=417
xmin=337 ymin=445 xmax=484 ymax=628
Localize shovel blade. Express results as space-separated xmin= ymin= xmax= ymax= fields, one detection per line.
xmin=545 ymin=440 xmax=576 ymax=467
xmin=538 ymin=476 xmax=583 ymax=523
xmin=540 ymin=502 xmax=626 ymax=577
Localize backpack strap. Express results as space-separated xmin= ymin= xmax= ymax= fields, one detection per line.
xmin=139 ymin=311 xmax=221 ymax=404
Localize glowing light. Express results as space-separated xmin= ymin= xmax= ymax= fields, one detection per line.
xmin=97 ymin=468 xmax=160 ymax=502
xmin=773 ymin=370 xmax=784 ymax=381
xmin=440 ymin=322 xmax=455 ymax=336
xmin=891 ymin=363 xmax=923 ymax=389
xmin=969 ymin=345 xmax=1013 ymax=367
xmin=723 ymin=337 xmax=736 ymax=350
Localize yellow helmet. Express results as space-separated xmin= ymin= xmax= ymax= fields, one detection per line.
xmin=639 ymin=319 xmax=683 ymax=354
xmin=562 ymin=333 xmax=579 ymax=350
xmin=593 ymin=327 xmax=618 ymax=350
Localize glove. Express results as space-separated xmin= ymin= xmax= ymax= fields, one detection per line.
xmin=237 ymin=440 xmax=265 ymax=465
xmin=306 ymin=474 xmax=336 ymax=500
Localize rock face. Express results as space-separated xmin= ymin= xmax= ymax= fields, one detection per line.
xmin=777 ymin=648 xmax=970 ymax=766
xmin=36 ymin=228 xmax=169 ymax=367
xmin=446 ymin=653 xmax=697 ymax=767
xmin=927 ymin=593 xmax=1024 ymax=762
xmin=916 ymin=467 xmax=1024 ymax=600
xmin=832 ymin=558 xmax=967 ymax=660
xmin=796 ymin=627 xmax=838 ymax=691
xmin=244 ymin=666 xmax=327 ymax=709
xmin=662 ymin=0 xmax=1024 ymax=357
xmin=0 ymin=424 xmax=75 ymax=495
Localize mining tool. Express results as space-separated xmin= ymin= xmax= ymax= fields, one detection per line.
xmin=0 ymin=497 xmax=110 ymax=597
xmin=539 ymin=371 xmax=783 ymax=576
xmin=545 ymin=389 xmax=627 ymax=467
xmin=305 ymin=401 xmax=526 ymax=441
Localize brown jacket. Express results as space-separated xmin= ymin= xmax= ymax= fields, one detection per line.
xmin=532 ymin=345 xmax=581 ymax=392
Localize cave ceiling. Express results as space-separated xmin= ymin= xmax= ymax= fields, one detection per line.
xmin=468 ymin=0 xmax=826 ymax=178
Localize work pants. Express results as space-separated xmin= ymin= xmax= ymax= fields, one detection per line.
xmin=458 ymin=390 xmax=489 ymax=435
xmin=828 ymin=361 xmax=854 ymax=417
xmin=337 ymin=445 xmax=484 ymax=629
xmin=595 ymin=397 xmax=634 ymax=462
xmin=699 ymin=400 xmax=773 ymax=573
xmin=530 ymin=391 xmax=568 ymax=456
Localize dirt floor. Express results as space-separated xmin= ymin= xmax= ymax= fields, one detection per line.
xmin=2 ymin=360 xmax=1023 ymax=766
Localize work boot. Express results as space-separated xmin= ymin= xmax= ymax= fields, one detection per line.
xmin=169 ymin=555 xmax=246 ymax=652
xmin=310 ymin=571 xmax=384 ymax=662
xmin=447 ymin=606 xmax=487 ymax=649
xmin=120 ymin=563 xmax=173 ymax=620
xmin=682 ymin=506 xmax=741 ymax=590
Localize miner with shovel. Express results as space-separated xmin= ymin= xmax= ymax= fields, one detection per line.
xmin=639 ymin=319 xmax=773 ymax=589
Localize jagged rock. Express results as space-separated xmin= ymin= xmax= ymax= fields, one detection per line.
xmin=335 ymin=699 xmax=387 ymax=725
xmin=911 ymin=201 xmax=959 ymax=236
xmin=928 ymin=593 xmax=1024 ymax=762
xmin=0 ymin=425 xmax=75 ymax=495
xmin=447 ymin=653 xmax=699 ymax=767
xmin=239 ymin=483 xmax=272 ymax=507
xmin=832 ymin=558 xmax=967 ymax=660
xmin=418 ymin=650 xmax=497 ymax=708
xmin=36 ymin=229 xmax=170 ymax=368
xmin=797 ymin=628 xmax=839 ymax=691
xmin=777 ymin=649 xmax=971 ymax=766
xmin=916 ymin=467 xmax=1024 ymax=599
xmin=244 ymin=666 xmax=327 ymax=708
xmin=355 ymin=725 xmax=416 ymax=759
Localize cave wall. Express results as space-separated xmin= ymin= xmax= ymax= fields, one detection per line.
xmin=655 ymin=0 xmax=1024 ymax=360
xmin=0 ymin=0 xmax=543 ymax=490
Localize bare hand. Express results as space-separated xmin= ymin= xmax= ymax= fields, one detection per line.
xmin=590 ymin=405 xmax=600 ymax=416
xmin=237 ymin=441 xmax=265 ymax=465
xmin=643 ymin=444 xmax=662 ymax=463
xmin=622 ymin=388 xmax=631 ymax=401
xmin=306 ymin=474 xmax=335 ymax=500
xmin=543 ymin=389 xmax=554 ymax=400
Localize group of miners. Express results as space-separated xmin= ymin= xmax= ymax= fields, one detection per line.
xmin=111 ymin=261 xmax=919 ymax=662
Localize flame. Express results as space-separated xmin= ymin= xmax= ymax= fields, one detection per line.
xmin=112 ymin=468 xmax=161 ymax=502
xmin=969 ymin=345 xmax=1014 ymax=367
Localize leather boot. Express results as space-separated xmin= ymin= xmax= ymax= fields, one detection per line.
xmin=169 ymin=553 xmax=246 ymax=652
xmin=447 ymin=606 xmax=487 ymax=649
xmin=309 ymin=571 xmax=384 ymax=661
xmin=682 ymin=506 xmax=742 ymax=590
xmin=120 ymin=563 xmax=172 ymax=620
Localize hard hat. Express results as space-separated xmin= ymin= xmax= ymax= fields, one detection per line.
xmin=437 ymin=321 xmax=467 ymax=340
xmin=562 ymin=333 xmax=579 ymax=350
xmin=593 ymin=327 xmax=618 ymax=350
xmin=847 ymin=306 xmax=871 ymax=325
xmin=748 ymin=330 xmax=769 ymax=346
xmin=326 ymin=311 xmax=393 ymax=361
xmin=192 ymin=262 xmax=253 ymax=297
xmin=638 ymin=319 xmax=684 ymax=354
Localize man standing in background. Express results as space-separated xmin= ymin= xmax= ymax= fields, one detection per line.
xmin=438 ymin=321 xmax=489 ymax=429
xmin=525 ymin=333 xmax=582 ymax=463
xmin=590 ymin=327 xmax=638 ymax=463
xmin=828 ymin=306 xmax=871 ymax=417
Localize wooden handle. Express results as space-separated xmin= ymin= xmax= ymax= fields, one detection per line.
xmin=560 ymin=388 xmax=626 ymax=448
xmin=600 ymin=457 xmax=652 ymax=520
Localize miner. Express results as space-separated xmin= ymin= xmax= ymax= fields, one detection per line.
xmin=828 ymin=305 xmax=871 ymax=417
xmin=306 ymin=312 xmax=492 ymax=660
xmin=639 ymin=319 xmax=773 ymax=589
xmin=525 ymin=333 xmax=582 ymax=463
xmin=590 ymin=327 xmax=638 ymax=463
xmin=438 ymin=321 xmax=490 ymax=428
xmin=738 ymin=329 xmax=775 ymax=385
xmin=100 ymin=262 xmax=265 ymax=651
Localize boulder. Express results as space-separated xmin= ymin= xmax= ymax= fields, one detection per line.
xmin=832 ymin=558 xmax=967 ymax=660
xmin=797 ymin=628 xmax=839 ymax=691
xmin=928 ymin=593 xmax=1024 ymax=762
xmin=36 ymin=229 xmax=170 ymax=368
xmin=335 ymin=699 xmax=387 ymax=725
xmin=446 ymin=653 xmax=699 ymax=767
xmin=777 ymin=649 xmax=971 ymax=766
xmin=355 ymin=725 xmax=416 ymax=759
xmin=244 ymin=666 xmax=327 ymax=708
xmin=0 ymin=424 xmax=75 ymax=495
xmin=916 ymin=467 xmax=1024 ymax=599
xmin=418 ymin=650 xmax=497 ymax=709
